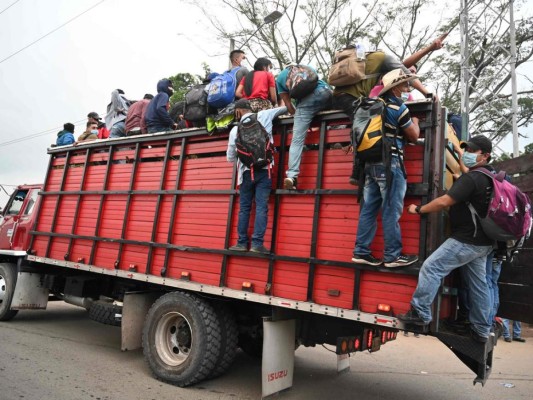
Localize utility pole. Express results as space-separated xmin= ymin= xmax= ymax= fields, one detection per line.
xmin=459 ymin=0 xmax=519 ymax=155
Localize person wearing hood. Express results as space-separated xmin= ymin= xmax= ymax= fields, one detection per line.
xmin=144 ymin=79 xmax=178 ymax=133
xmin=105 ymin=89 xmax=130 ymax=138
xmin=56 ymin=122 xmax=75 ymax=146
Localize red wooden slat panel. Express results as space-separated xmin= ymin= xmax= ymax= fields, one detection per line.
xmin=313 ymin=265 xmax=355 ymax=309
xmin=272 ymin=261 xmax=308 ymax=301
xmin=226 ymin=257 xmax=269 ymax=294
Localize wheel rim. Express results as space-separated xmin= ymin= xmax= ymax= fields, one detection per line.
xmin=0 ymin=274 xmax=6 ymax=304
xmin=155 ymin=311 xmax=193 ymax=367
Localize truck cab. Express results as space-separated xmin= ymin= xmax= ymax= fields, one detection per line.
xmin=0 ymin=184 xmax=42 ymax=256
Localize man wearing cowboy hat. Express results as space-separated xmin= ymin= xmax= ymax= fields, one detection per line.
xmin=351 ymin=68 xmax=420 ymax=268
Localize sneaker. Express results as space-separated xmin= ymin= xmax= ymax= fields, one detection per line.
xmin=250 ymin=245 xmax=270 ymax=254
xmin=512 ymin=337 xmax=526 ymax=343
xmin=470 ymin=329 xmax=488 ymax=343
xmin=397 ymin=307 xmax=428 ymax=326
xmin=229 ymin=243 xmax=248 ymax=252
xmin=504 ymin=337 xmax=512 ymax=342
xmin=384 ymin=254 xmax=418 ymax=268
xmin=284 ymin=177 xmax=297 ymax=190
xmin=351 ymin=254 xmax=382 ymax=266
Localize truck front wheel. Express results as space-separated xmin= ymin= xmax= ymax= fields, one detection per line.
xmin=142 ymin=291 xmax=222 ymax=387
xmin=0 ymin=262 xmax=18 ymax=321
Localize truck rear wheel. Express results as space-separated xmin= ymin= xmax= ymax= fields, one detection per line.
xmin=209 ymin=304 xmax=238 ymax=378
xmin=0 ymin=262 xmax=18 ymax=321
xmin=88 ymin=300 xmax=122 ymax=327
xmin=142 ymin=291 xmax=221 ymax=387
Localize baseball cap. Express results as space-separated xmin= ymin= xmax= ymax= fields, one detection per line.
xmin=460 ymin=135 xmax=492 ymax=153
xmin=87 ymin=112 xmax=101 ymax=120
xmin=234 ymin=99 xmax=252 ymax=110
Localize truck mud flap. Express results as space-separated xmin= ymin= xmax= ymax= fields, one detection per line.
xmin=435 ymin=331 xmax=495 ymax=386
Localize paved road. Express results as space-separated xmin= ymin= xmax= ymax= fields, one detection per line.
xmin=0 ymin=302 xmax=532 ymax=400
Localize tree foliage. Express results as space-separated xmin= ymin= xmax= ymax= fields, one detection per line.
xmin=192 ymin=0 xmax=532 ymax=151
xmin=168 ymin=72 xmax=201 ymax=104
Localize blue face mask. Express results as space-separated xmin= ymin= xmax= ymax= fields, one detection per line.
xmin=461 ymin=151 xmax=479 ymax=168
xmin=401 ymin=92 xmax=410 ymax=101
xmin=91 ymin=129 xmax=98 ymax=135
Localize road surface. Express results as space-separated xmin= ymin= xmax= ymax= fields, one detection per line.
xmin=0 ymin=302 xmax=531 ymax=400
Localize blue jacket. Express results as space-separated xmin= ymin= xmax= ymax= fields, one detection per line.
xmin=144 ymin=79 xmax=175 ymax=131
xmin=56 ymin=130 xmax=75 ymax=146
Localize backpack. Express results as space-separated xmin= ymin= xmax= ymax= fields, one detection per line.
xmin=207 ymin=67 xmax=241 ymax=108
xmin=285 ymin=65 xmax=318 ymax=99
xmin=328 ymin=48 xmax=380 ymax=87
xmin=206 ymin=102 xmax=235 ymax=135
xmin=235 ymin=113 xmax=274 ymax=178
xmin=184 ymin=84 xmax=208 ymax=121
xmin=352 ymin=97 xmax=401 ymax=162
xmin=468 ymin=168 xmax=532 ymax=246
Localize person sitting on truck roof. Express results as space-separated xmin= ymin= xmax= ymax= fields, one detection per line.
xmin=56 ymin=122 xmax=75 ymax=146
xmin=230 ymin=49 xmax=249 ymax=87
xmin=87 ymin=112 xmax=110 ymax=139
xmin=77 ymin=121 xmax=99 ymax=142
xmin=144 ymin=79 xmax=178 ymax=134
xmin=105 ymin=89 xmax=130 ymax=138
xmin=235 ymin=57 xmax=277 ymax=112
xmin=277 ymin=63 xmax=333 ymax=190
xmin=399 ymin=135 xmax=494 ymax=343
xmin=125 ymin=93 xmax=154 ymax=135
xmin=226 ymin=99 xmax=287 ymax=254
xmin=351 ymin=69 xmax=420 ymax=269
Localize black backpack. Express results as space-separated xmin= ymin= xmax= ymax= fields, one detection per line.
xmin=236 ymin=114 xmax=274 ymax=175
xmin=184 ymin=84 xmax=208 ymax=121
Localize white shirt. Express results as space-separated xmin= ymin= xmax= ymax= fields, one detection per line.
xmin=226 ymin=107 xmax=287 ymax=185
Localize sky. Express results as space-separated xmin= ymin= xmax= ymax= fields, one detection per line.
xmin=0 ymin=0 xmax=532 ymax=207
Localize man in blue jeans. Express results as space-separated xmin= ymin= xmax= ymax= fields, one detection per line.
xmin=502 ymin=320 xmax=526 ymax=342
xmin=351 ymin=69 xmax=420 ymax=268
xmin=227 ymin=99 xmax=287 ymax=254
xmin=276 ymin=64 xmax=332 ymax=190
xmin=400 ymin=135 xmax=495 ymax=343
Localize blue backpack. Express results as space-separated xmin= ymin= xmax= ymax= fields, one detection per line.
xmin=207 ymin=67 xmax=241 ymax=108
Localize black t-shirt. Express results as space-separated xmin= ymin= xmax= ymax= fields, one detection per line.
xmin=447 ymin=170 xmax=493 ymax=245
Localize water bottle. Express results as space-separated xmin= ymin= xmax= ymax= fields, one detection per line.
xmin=356 ymin=43 xmax=365 ymax=61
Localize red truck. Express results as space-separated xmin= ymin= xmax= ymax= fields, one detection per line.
xmin=0 ymin=99 xmax=530 ymax=396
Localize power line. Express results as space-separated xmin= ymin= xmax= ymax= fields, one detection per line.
xmin=0 ymin=0 xmax=107 ymax=65
xmin=0 ymin=117 xmax=87 ymax=148
xmin=0 ymin=0 xmax=21 ymax=15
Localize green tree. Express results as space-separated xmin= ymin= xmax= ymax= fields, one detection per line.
xmin=195 ymin=0 xmax=533 ymax=151
xmin=168 ymin=72 xmax=202 ymax=104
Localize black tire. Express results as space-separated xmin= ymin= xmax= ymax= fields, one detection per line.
xmin=0 ymin=262 xmax=18 ymax=321
xmin=142 ymin=291 xmax=222 ymax=387
xmin=238 ymin=322 xmax=264 ymax=358
xmin=209 ymin=304 xmax=238 ymax=378
xmin=88 ymin=300 xmax=122 ymax=327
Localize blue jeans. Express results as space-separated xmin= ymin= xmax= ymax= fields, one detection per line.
xmin=147 ymin=126 xmax=173 ymax=134
xmin=286 ymin=86 xmax=332 ymax=179
xmin=237 ymin=169 xmax=271 ymax=248
xmin=411 ymin=238 xmax=492 ymax=337
xmin=502 ymin=319 xmax=522 ymax=339
xmin=109 ymin=121 xmax=126 ymax=138
xmin=486 ymin=252 xmax=502 ymax=324
xmin=354 ymin=158 xmax=406 ymax=262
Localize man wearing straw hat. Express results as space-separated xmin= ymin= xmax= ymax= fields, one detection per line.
xmin=351 ymin=69 xmax=420 ymax=268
